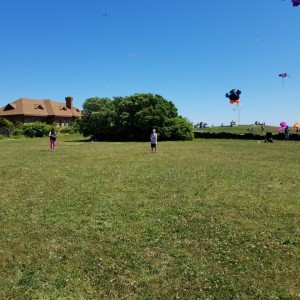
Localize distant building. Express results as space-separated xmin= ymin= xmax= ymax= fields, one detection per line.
xmin=0 ymin=97 xmax=81 ymax=127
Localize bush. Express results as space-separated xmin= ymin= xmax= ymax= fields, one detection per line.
xmin=60 ymin=124 xmax=79 ymax=134
xmin=0 ymin=117 xmax=15 ymax=137
xmin=22 ymin=122 xmax=53 ymax=138
xmin=160 ymin=116 xmax=194 ymax=141
xmin=12 ymin=128 xmax=24 ymax=137
xmin=193 ymin=131 xmax=300 ymax=141
xmin=0 ymin=117 xmax=14 ymax=128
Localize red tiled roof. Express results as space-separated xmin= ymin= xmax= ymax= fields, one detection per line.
xmin=0 ymin=98 xmax=81 ymax=118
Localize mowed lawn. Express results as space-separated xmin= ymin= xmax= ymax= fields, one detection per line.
xmin=0 ymin=135 xmax=299 ymax=299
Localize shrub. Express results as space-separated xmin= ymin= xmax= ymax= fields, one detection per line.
xmin=0 ymin=117 xmax=15 ymax=137
xmin=22 ymin=122 xmax=53 ymax=138
xmin=60 ymin=124 xmax=79 ymax=134
xmin=160 ymin=116 xmax=194 ymax=141
xmin=12 ymin=128 xmax=24 ymax=137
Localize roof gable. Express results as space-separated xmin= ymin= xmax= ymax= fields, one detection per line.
xmin=34 ymin=104 xmax=44 ymax=110
xmin=3 ymin=103 xmax=16 ymax=111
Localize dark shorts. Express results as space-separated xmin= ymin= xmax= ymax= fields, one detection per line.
xmin=151 ymin=143 xmax=157 ymax=148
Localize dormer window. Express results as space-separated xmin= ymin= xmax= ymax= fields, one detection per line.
xmin=3 ymin=103 xmax=16 ymax=111
xmin=59 ymin=106 xmax=67 ymax=111
xmin=75 ymin=108 xmax=80 ymax=112
xmin=34 ymin=104 xmax=44 ymax=110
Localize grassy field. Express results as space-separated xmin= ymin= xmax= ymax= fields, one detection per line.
xmin=195 ymin=125 xmax=284 ymax=135
xmin=0 ymin=135 xmax=299 ymax=299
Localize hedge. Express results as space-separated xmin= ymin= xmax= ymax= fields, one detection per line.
xmin=194 ymin=131 xmax=300 ymax=141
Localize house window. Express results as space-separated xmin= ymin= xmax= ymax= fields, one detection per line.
xmin=33 ymin=104 xmax=44 ymax=110
xmin=3 ymin=103 xmax=16 ymax=111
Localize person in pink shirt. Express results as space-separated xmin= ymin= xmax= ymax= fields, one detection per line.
xmin=49 ymin=128 xmax=57 ymax=151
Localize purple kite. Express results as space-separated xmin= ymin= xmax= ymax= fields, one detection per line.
xmin=278 ymin=73 xmax=290 ymax=78
xmin=276 ymin=121 xmax=288 ymax=131
xmin=278 ymin=73 xmax=290 ymax=88
xmin=284 ymin=0 xmax=300 ymax=7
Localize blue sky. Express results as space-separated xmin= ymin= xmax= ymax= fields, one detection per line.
xmin=0 ymin=0 xmax=299 ymax=126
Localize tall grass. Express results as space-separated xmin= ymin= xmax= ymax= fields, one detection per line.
xmin=0 ymin=135 xmax=299 ymax=299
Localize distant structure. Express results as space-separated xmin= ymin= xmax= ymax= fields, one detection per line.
xmin=0 ymin=97 xmax=81 ymax=127
xmin=194 ymin=122 xmax=208 ymax=129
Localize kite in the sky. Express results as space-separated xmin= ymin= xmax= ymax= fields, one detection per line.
xmin=278 ymin=73 xmax=290 ymax=87
xmin=226 ymin=89 xmax=241 ymax=104
xmin=278 ymin=73 xmax=290 ymax=78
xmin=283 ymin=0 xmax=300 ymax=6
xmin=276 ymin=121 xmax=288 ymax=131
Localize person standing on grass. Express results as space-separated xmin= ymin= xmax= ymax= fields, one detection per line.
xmin=284 ymin=126 xmax=290 ymax=141
xmin=150 ymin=128 xmax=158 ymax=153
xmin=261 ymin=123 xmax=265 ymax=135
xmin=49 ymin=128 xmax=57 ymax=151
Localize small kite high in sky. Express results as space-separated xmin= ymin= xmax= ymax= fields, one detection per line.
xmin=278 ymin=73 xmax=290 ymax=78
xmin=278 ymin=73 xmax=290 ymax=88
xmin=225 ymin=89 xmax=241 ymax=104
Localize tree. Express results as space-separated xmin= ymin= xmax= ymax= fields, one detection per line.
xmin=78 ymin=97 xmax=116 ymax=139
xmin=159 ymin=116 xmax=193 ymax=140
xmin=78 ymin=93 xmax=193 ymax=141
xmin=113 ymin=93 xmax=178 ymax=140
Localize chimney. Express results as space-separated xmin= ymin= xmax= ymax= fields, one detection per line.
xmin=65 ymin=97 xmax=73 ymax=109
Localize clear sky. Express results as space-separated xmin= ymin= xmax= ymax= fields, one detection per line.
xmin=0 ymin=0 xmax=299 ymax=126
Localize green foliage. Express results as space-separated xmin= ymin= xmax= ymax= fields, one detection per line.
xmin=113 ymin=93 xmax=178 ymax=140
xmin=0 ymin=117 xmax=15 ymax=137
xmin=79 ymin=93 xmax=193 ymax=141
xmin=79 ymin=97 xmax=116 ymax=139
xmin=197 ymin=125 xmax=278 ymax=134
xmin=60 ymin=123 xmax=79 ymax=134
xmin=194 ymin=125 xmax=300 ymax=141
xmin=0 ymin=117 xmax=14 ymax=128
xmin=15 ymin=121 xmax=24 ymax=129
xmin=22 ymin=122 xmax=53 ymax=138
xmin=160 ymin=116 xmax=194 ymax=140
xmin=12 ymin=128 xmax=24 ymax=137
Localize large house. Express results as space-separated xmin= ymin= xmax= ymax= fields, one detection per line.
xmin=0 ymin=97 xmax=81 ymax=127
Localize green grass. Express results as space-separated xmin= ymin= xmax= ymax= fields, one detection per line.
xmin=0 ymin=135 xmax=299 ymax=299
xmin=195 ymin=124 xmax=287 ymax=134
